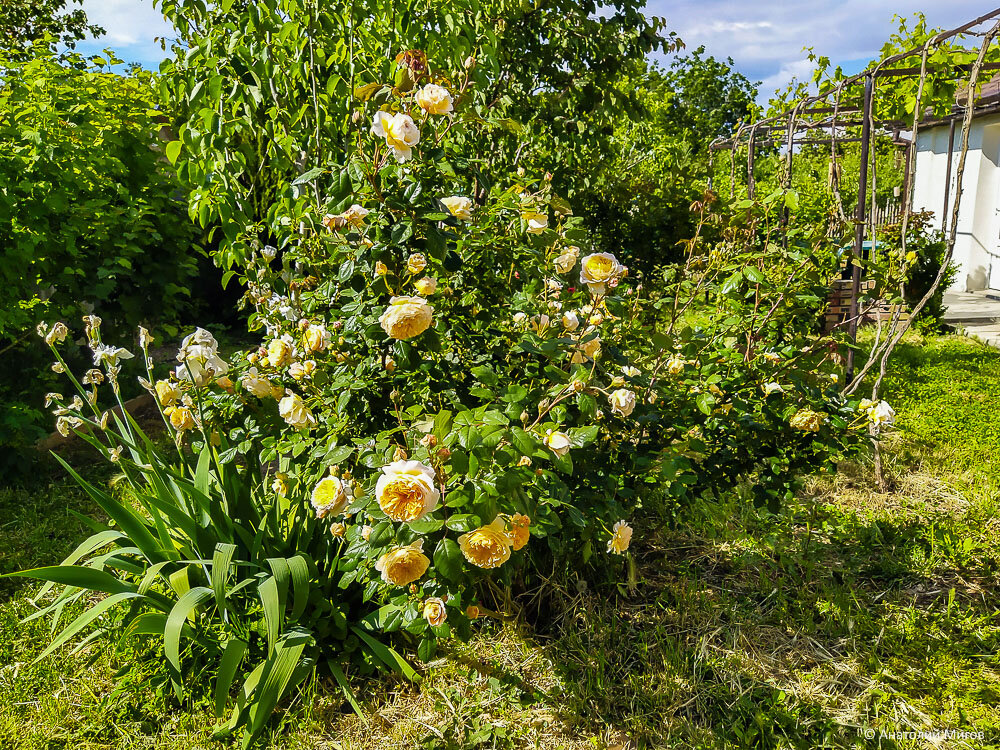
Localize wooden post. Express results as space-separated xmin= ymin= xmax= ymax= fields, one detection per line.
xmin=845 ymin=74 xmax=874 ymax=385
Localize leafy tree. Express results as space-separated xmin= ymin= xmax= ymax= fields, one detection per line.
xmin=0 ymin=0 xmax=103 ymax=54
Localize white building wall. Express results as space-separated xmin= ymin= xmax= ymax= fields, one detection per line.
xmin=912 ymin=114 xmax=1000 ymax=292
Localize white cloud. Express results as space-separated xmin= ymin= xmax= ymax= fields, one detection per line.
xmin=649 ymin=0 xmax=992 ymax=101
xmin=75 ymin=0 xmax=173 ymax=65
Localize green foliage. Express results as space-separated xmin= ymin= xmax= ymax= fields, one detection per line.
xmin=0 ymin=44 xmax=202 ymax=463
xmin=0 ymin=0 xmax=102 ymax=55
xmin=573 ymin=52 xmax=757 ymax=271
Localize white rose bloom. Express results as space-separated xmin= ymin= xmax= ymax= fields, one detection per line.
xmin=522 ymin=210 xmax=548 ymax=234
xmin=544 ymin=430 xmax=572 ymax=457
xmin=561 ymin=311 xmax=580 ymax=331
xmin=554 ymin=250 xmax=578 ymax=274
xmin=278 ymin=391 xmax=317 ymax=429
xmin=414 ymin=277 xmax=437 ymax=296
xmin=763 ymin=382 xmax=784 ymax=395
xmin=375 ymin=460 xmax=440 ymax=522
xmin=579 ymin=252 xmax=625 ymax=295
xmin=609 ymin=388 xmax=637 ymax=417
xmin=441 ymin=195 xmax=473 ymax=220
xmin=513 ymin=312 xmax=528 ymax=326
xmin=623 ymin=366 xmax=640 ymax=378
xmin=242 ymin=368 xmax=274 ymax=398
xmin=371 ymin=111 xmax=421 ymax=162
xmin=261 ymin=245 xmax=278 ymax=261
xmin=415 ymin=83 xmax=454 ymax=115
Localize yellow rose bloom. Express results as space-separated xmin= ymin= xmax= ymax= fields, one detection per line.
xmin=371 ymin=111 xmax=420 ymax=162
xmin=378 ymin=296 xmax=434 ymax=340
xmin=416 ymin=83 xmax=454 ymax=115
xmin=579 ymin=252 xmax=625 ymax=295
xmin=423 ymin=596 xmax=448 ymax=626
xmin=607 ymin=520 xmax=633 ymax=554
xmin=303 ymin=323 xmax=330 ymax=353
xmin=509 ymin=513 xmax=531 ymax=551
xmin=414 ymin=277 xmax=437 ymax=295
xmin=155 ymin=379 xmax=182 ymax=407
xmin=278 ymin=391 xmax=317 ymax=429
xmin=521 ymin=209 xmax=548 ymax=234
xmin=167 ymin=405 xmax=196 ymax=432
xmin=375 ymin=460 xmax=440 ymax=522
xmin=375 ymin=540 xmax=430 ymax=586
xmin=458 ymin=518 xmax=513 ymax=569
xmin=311 ymin=476 xmax=349 ymax=519
xmin=407 ymin=253 xmax=427 ymax=275
xmin=441 ymin=195 xmax=473 ymax=220
xmin=544 ymin=430 xmax=571 ymax=457
xmin=266 ymin=336 xmax=295 ymax=368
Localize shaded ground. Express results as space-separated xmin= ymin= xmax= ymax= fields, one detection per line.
xmin=1 ymin=334 xmax=998 ymax=749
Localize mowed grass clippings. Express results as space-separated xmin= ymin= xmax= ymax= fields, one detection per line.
xmin=0 ymin=333 xmax=998 ymax=749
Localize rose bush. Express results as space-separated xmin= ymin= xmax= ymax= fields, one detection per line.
xmin=15 ymin=12 xmax=898 ymax=748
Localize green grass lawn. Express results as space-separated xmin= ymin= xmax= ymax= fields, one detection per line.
xmin=1 ymin=334 xmax=998 ymax=749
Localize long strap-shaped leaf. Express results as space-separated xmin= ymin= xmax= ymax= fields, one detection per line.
xmin=211 ymin=543 xmax=237 ymax=613
xmin=214 ymin=638 xmax=249 ymax=718
xmin=350 ymin=626 xmax=421 ymax=682
xmin=7 ymin=565 xmax=136 ymax=596
xmin=326 ymin=659 xmax=369 ymax=726
xmin=245 ymin=633 xmax=310 ymax=747
xmin=164 ymin=586 xmax=214 ymax=700
xmin=51 ymin=453 xmax=167 ymax=564
xmin=34 ymin=529 xmax=124 ymax=600
xmin=34 ymin=591 xmax=143 ymax=662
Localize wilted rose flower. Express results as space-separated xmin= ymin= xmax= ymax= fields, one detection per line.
xmin=666 ymin=356 xmax=686 ymax=376
xmin=176 ymin=328 xmax=227 ymax=386
xmin=44 ymin=322 xmax=69 ymax=346
xmin=311 ymin=476 xmax=350 ymax=518
xmin=82 ymin=369 xmax=105 ymax=386
xmin=466 ymin=605 xmax=481 ymax=620
xmin=867 ymin=400 xmax=895 ymax=428
xmin=375 ymin=540 xmax=430 ymax=586
xmin=375 ymin=460 xmax=439 ymax=522
xmin=763 ymin=382 xmax=783 ymax=395
xmin=371 ymin=111 xmax=420 ymax=162
xmin=544 ymin=429 xmax=571 ymax=457
xmin=789 ymin=408 xmax=824 ymax=432
xmin=379 ymin=296 xmax=433 ymax=340
xmin=278 ymin=391 xmax=317 ymax=429
xmin=579 ymin=252 xmax=624 ymax=295
xmin=330 ymin=522 xmax=347 ymax=538
xmin=374 ymin=261 xmax=388 ymax=277
xmin=458 ymin=519 xmax=513 ymax=569
xmin=414 ymin=277 xmax=437 ymax=296
xmin=423 ymin=597 xmax=448 ymax=626
xmin=342 ymin=204 xmax=369 ymax=228
xmin=530 ymin=314 xmax=550 ymax=334
xmin=416 ymin=83 xmax=454 ymax=115
xmin=441 ymin=195 xmax=473 ymax=220
xmin=513 ymin=312 xmax=528 ymax=326
xmin=607 ymin=520 xmax=633 ymax=554
xmin=609 ymin=388 xmax=636 ymax=417
xmin=241 ymin=368 xmax=273 ymax=398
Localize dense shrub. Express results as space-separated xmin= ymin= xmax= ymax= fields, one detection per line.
xmin=0 ymin=44 xmax=202 ymax=465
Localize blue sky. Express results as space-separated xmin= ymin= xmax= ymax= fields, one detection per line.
xmin=75 ymin=0 xmax=989 ymax=100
